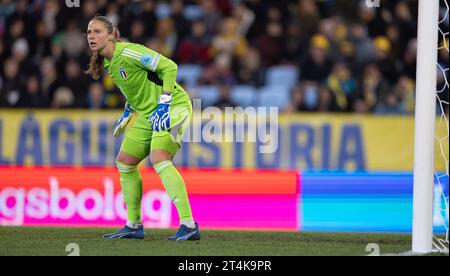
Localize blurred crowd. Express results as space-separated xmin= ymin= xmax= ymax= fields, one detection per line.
xmin=0 ymin=0 xmax=448 ymax=114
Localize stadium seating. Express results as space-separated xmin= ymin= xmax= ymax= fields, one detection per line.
xmin=230 ymin=85 xmax=257 ymax=108
xmin=257 ymin=85 xmax=291 ymax=110
xmin=155 ymin=3 xmax=171 ymax=18
xmin=183 ymin=5 xmax=204 ymax=21
xmin=194 ymin=85 xmax=221 ymax=108
xmin=265 ymin=66 xmax=299 ymax=90
xmin=177 ymin=64 xmax=203 ymax=87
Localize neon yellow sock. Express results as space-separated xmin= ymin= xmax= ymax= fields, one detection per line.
xmin=116 ymin=161 xmax=143 ymax=223
xmin=153 ymin=161 xmax=194 ymax=221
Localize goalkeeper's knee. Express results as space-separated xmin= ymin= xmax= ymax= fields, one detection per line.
xmin=116 ymin=160 xmax=138 ymax=175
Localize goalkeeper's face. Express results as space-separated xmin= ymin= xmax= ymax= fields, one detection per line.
xmin=87 ymin=20 xmax=114 ymax=52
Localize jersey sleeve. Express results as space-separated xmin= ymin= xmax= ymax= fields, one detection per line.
xmin=121 ymin=44 xmax=178 ymax=94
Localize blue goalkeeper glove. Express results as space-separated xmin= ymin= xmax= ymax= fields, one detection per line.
xmin=149 ymin=93 xmax=172 ymax=132
xmin=113 ymin=102 xmax=134 ymax=137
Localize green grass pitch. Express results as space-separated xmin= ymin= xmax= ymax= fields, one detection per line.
xmin=0 ymin=227 xmax=435 ymax=256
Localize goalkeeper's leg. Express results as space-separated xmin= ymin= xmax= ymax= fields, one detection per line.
xmin=151 ymin=150 xmax=200 ymax=241
xmin=151 ymin=102 xmax=200 ymax=241
xmin=116 ymin=155 xmax=143 ymax=228
xmin=104 ymin=117 xmax=151 ymax=239
xmin=103 ymin=152 xmax=145 ymax=239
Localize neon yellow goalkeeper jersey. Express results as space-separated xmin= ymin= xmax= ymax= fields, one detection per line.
xmin=104 ymin=42 xmax=190 ymax=117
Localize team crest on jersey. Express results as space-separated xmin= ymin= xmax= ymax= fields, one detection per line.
xmin=119 ymin=67 xmax=127 ymax=80
xmin=141 ymin=54 xmax=153 ymax=67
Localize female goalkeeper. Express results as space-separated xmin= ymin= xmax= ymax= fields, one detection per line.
xmin=86 ymin=16 xmax=199 ymax=241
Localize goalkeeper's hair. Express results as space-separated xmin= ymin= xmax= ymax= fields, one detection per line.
xmin=86 ymin=15 xmax=120 ymax=80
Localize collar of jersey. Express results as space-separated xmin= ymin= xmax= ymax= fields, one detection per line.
xmin=103 ymin=42 xmax=129 ymax=69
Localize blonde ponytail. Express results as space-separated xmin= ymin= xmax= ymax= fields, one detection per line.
xmin=87 ymin=50 xmax=104 ymax=80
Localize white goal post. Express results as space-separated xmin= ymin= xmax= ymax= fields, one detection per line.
xmin=413 ymin=0 xmax=448 ymax=254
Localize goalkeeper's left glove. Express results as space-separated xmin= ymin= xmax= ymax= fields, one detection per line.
xmin=149 ymin=92 xmax=172 ymax=132
xmin=113 ymin=102 xmax=134 ymax=137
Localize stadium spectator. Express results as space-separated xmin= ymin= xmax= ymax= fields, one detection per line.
xmin=393 ymin=1 xmax=417 ymax=56
xmin=358 ymin=1 xmax=387 ymax=38
xmin=129 ymin=19 xmax=147 ymax=45
xmin=42 ymin=0 xmax=65 ymax=35
xmin=401 ymin=38 xmax=417 ymax=79
xmin=11 ymin=37 xmax=29 ymax=65
xmin=317 ymin=85 xmax=341 ymax=112
xmin=231 ymin=2 xmax=255 ymax=36
xmin=63 ymin=20 xmax=87 ymax=58
xmin=326 ymin=62 xmax=357 ymax=112
xmin=286 ymin=82 xmax=341 ymax=113
xmin=5 ymin=0 xmax=36 ymax=37
xmin=375 ymin=93 xmax=406 ymax=115
xmin=300 ymin=34 xmax=333 ymax=82
xmin=0 ymin=41 xmax=4 ymax=66
xmin=17 ymin=74 xmax=46 ymax=108
xmin=51 ymin=86 xmax=75 ymax=108
xmin=385 ymin=23 xmax=402 ymax=59
xmin=339 ymin=40 xmax=358 ymax=74
xmin=199 ymin=0 xmax=223 ymax=38
xmin=40 ymin=56 xmax=62 ymax=106
xmin=29 ymin=20 xmax=52 ymax=67
xmin=348 ymin=23 xmax=376 ymax=71
xmin=210 ymin=17 xmax=249 ymax=61
xmin=146 ymin=17 xmax=178 ymax=58
xmin=215 ymin=0 xmax=233 ymax=16
xmin=1 ymin=57 xmax=24 ymax=107
xmin=176 ymin=20 xmax=211 ymax=65
xmin=244 ymin=0 xmax=268 ymax=41
xmin=63 ymin=59 xmax=90 ymax=108
xmin=50 ymin=33 xmax=64 ymax=65
xmin=256 ymin=21 xmax=284 ymax=67
xmin=357 ymin=64 xmax=390 ymax=113
xmin=302 ymin=81 xmax=321 ymax=111
xmin=212 ymin=83 xmax=237 ymax=110
xmin=201 ymin=52 xmax=237 ymax=86
xmin=78 ymin=0 xmax=100 ymax=32
xmin=87 ymin=82 xmax=107 ymax=109
xmin=133 ymin=0 xmax=157 ymax=38
xmin=317 ymin=17 xmax=345 ymax=62
xmin=170 ymin=0 xmax=191 ymax=41
xmin=0 ymin=0 xmax=436 ymax=113
xmin=393 ymin=75 xmax=415 ymax=114
xmin=138 ymin=0 xmax=157 ymax=37
xmin=283 ymin=20 xmax=307 ymax=65
xmin=285 ymin=84 xmax=308 ymax=113
xmin=236 ymin=47 xmax=261 ymax=86
xmin=265 ymin=5 xmax=284 ymax=27
xmin=4 ymin=18 xmax=25 ymax=55
xmin=296 ymin=0 xmax=321 ymax=39
xmin=373 ymin=36 xmax=399 ymax=84
xmin=105 ymin=2 xmax=121 ymax=28
xmin=354 ymin=98 xmax=370 ymax=114
xmin=208 ymin=16 xmax=249 ymax=84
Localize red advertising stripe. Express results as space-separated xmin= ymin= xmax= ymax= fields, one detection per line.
xmin=0 ymin=167 xmax=299 ymax=194
xmin=176 ymin=169 xmax=299 ymax=194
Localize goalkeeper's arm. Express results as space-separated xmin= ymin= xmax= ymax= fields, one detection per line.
xmin=113 ymin=102 xmax=133 ymax=137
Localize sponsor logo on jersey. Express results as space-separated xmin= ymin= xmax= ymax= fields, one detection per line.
xmin=119 ymin=67 xmax=127 ymax=80
xmin=141 ymin=54 xmax=153 ymax=67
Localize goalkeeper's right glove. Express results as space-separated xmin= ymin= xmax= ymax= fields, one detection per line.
xmin=113 ymin=102 xmax=134 ymax=137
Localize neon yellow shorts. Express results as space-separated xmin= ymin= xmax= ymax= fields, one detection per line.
xmin=120 ymin=101 xmax=192 ymax=161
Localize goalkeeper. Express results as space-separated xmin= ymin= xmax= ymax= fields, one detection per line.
xmin=86 ymin=16 xmax=200 ymax=241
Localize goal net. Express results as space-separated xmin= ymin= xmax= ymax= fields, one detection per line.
xmin=433 ymin=0 xmax=449 ymax=253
